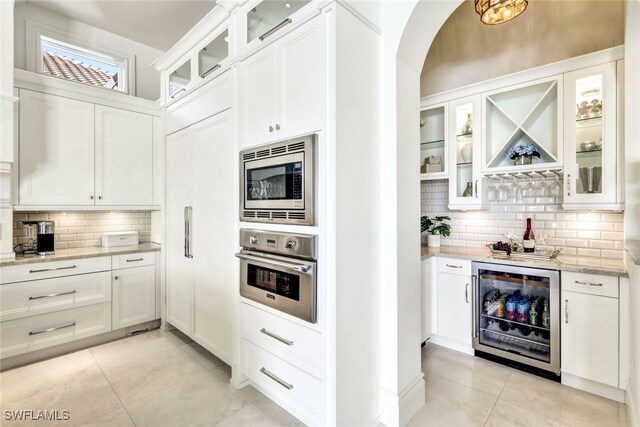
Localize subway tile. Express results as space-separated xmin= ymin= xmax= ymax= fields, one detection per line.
xmin=55 ymin=242 xmax=68 ymax=249
xmin=590 ymin=240 xmax=614 ymax=250
xmin=556 ymin=213 xmax=577 ymax=221
xmin=58 ymin=220 xmax=78 ymax=227
xmin=577 ymin=248 xmax=601 ymax=258
xmin=535 ymin=213 xmax=555 ymax=221
xmin=66 ymin=213 xmax=86 ymax=220
xmin=545 ymin=204 xmax=563 ymax=212
xmin=566 ymin=239 xmax=589 ymax=248
xmin=601 ymin=213 xmax=623 ymax=222
xmin=562 ymin=247 xmax=577 ymax=256
xmin=588 ymin=222 xmax=614 ymax=231
xmin=614 ymin=223 xmax=624 ymax=231
xmin=545 ymin=221 xmax=566 ymax=230
xmin=601 ymin=250 xmax=623 ymax=259
xmin=466 ymin=241 xmax=481 ymax=248
xmin=67 ymin=241 xmax=86 ymax=248
xmin=59 ymin=234 xmax=78 ymax=242
xmin=578 ymin=212 xmax=601 ymax=222
xmin=577 ymin=230 xmax=600 ymax=239
xmin=525 ymin=205 xmax=545 ymax=212
xmin=545 ymin=238 xmax=565 ymax=246
xmin=85 ymin=239 xmax=101 ymax=247
xmin=117 ymin=225 xmax=134 ymax=231
xmin=76 ymin=233 xmax=94 ymax=240
xmin=85 ymin=226 xmax=102 ymax=233
xmin=67 ymin=227 xmax=87 ymax=234
xmin=534 ymin=197 xmax=555 ymax=205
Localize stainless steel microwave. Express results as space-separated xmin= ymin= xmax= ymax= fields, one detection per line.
xmin=240 ymin=134 xmax=316 ymax=225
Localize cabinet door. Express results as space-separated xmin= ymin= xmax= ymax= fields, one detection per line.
xmin=112 ymin=265 xmax=156 ymax=330
xmin=277 ymin=15 xmax=324 ymax=139
xmin=437 ymin=272 xmax=472 ymax=345
xmin=561 ymin=291 xmax=619 ymax=387
xmin=239 ymin=45 xmax=278 ymax=146
xmin=166 ymin=128 xmax=194 ymax=335
xmin=19 ymin=90 xmax=94 ymax=205
xmin=95 ymin=106 xmax=153 ymax=206
xmin=448 ymin=95 xmax=485 ymax=210
xmin=191 ymin=111 xmax=235 ymax=364
xmin=563 ymin=63 xmax=617 ymax=207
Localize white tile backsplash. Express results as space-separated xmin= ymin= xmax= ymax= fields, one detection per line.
xmin=13 ymin=211 xmax=152 ymax=250
xmin=421 ymin=179 xmax=624 ymax=259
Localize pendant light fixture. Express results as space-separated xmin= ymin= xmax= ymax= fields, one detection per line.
xmin=475 ymin=0 xmax=528 ymax=25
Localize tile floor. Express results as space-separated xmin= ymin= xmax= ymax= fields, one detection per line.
xmin=0 ymin=331 xmax=631 ymax=427
xmin=410 ymin=342 xmax=631 ymax=427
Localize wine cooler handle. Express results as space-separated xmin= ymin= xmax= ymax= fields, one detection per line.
xmin=465 ymin=283 xmax=469 ymax=304
xmin=565 ymin=299 xmax=569 ymax=323
xmin=471 ymin=276 xmax=477 ymax=338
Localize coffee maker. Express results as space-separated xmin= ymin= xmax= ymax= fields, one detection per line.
xmin=36 ymin=221 xmax=55 ymax=255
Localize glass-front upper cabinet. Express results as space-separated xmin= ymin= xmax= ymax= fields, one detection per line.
xmin=245 ymin=0 xmax=312 ymax=48
xmin=563 ymin=62 xmax=620 ymax=209
xmin=198 ymin=29 xmax=229 ymax=79
xmin=448 ymin=95 xmax=485 ymax=210
xmin=420 ymin=104 xmax=447 ymax=180
xmin=168 ymin=59 xmax=191 ymax=99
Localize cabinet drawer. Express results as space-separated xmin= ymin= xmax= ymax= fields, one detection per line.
xmin=0 ymin=271 xmax=111 ymax=322
xmin=112 ymin=252 xmax=156 ymax=270
xmin=242 ymin=339 xmax=322 ymax=418
xmin=0 ymin=302 xmax=111 ymax=359
xmin=241 ymin=303 xmax=323 ymax=378
xmin=562 ymin=272 xmax=618 ymax=298
xmin=437 ymin=257 xmax=471 ymax=276
xmin=1 ymin=257 xmax=111 ymax=285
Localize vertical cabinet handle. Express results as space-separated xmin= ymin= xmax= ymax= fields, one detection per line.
xmin=275 ymin=124 xmax=280 ymax=131
xmin=465 ymin=283 xmax=469 ymax=303
xmin=474 ymin=180 xmax=478 ymax=198
xmin=566 ymin=174 xmax=571 ymax=197
xmin=565 ymin=299 xmax=569 ymax=323
xmin=184 ymin=206 xmax=193 ymax=259
xmin=98 ymin=195 xmax=102 ymax=200
xmin=471 ymin=275 xmax=478 ymax=338
xmin=90 ymin=195 xmax=94 ymax=200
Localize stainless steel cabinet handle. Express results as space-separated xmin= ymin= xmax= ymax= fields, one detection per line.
xmin=474 ymin=180 xmax=478 ymax=198
xmin=465 ymin=283 xmax=469 ymax=303
xmin=275 ymin=124 xmax=280 ymax=131
xmin=260 ymin=367 xmax=293 ymax=390
xmin=126 ymin=258 xmax=144 ymax=263
xmin=29 ymin=265 xmax=77 ymax=273
xmin=292 ymin=265 xmax=311 ymax=273
xmin=472 ymin=275 xmax=478 ymax=338
xmin=567 ymin=174 xmax=571 ymax=196
xmin=269 ymin=125 xmax=274 ymax=132
xmin=90 ymin=195 xmax=94 ymax=200
xmin=29 ymin=322 xmax=76 ymax=336
xmin=98 ymin=195 xmax=102 ymax=200
xmin=260 ymin=328 xmax=293 ymax=346
xmin=200 ymin=63 xmax=221 ymax=78
xmin=184 ymin=206 xmax=193 ymax=258
xmin=575 ymin=280 xmax=603 ymax=287
xmin=29 ymin=290 xmax=76 ymax=300
xmin=259 ymin=18 xmax=292 ymax=41
xmin=565 ymin=299 xmax=569 ymax=323
xmin=446 ymin=264 xmax=462 ymax=269
xmin=170 ymin=88 xmax=186 ymax=99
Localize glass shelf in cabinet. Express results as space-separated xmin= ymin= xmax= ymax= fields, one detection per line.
xmin=576 ymin=149 xmax=602 ymax=155
xmin=456 ymin=161 xmax=473 ymax=166
xmin=421 ymin=139 xmax=445 ymax=146
xmin=575 ymin=115 xmax=602 ymax=123
xmin=456 ymin=133 xmax=473 ymax=139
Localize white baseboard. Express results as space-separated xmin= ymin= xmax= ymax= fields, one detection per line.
xmin=562 ymin=373 xmax=625 ymax=403
xmin=628 ymin=381 xmax=638 ymax=427
xmin=380 ymin=372 xmax=426 ymax=427
xmin=429 ymin=334 xmax=473 ymax=355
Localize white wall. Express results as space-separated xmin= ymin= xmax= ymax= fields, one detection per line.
xmin=421 ymin=0 xmax=625 ymax=96
xmin=13 ymin=2 xmax=164 ymax=101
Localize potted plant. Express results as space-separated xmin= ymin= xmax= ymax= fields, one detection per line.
xmin=507 ymin=144 xmax=541 ymax=165
xmin=420 ymin=215 xmax=451 ymax=247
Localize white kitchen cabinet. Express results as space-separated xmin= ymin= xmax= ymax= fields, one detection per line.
xmin=19 ymin=89 xmax=95 ymax=206
xmin=421 ymin=258 xmax=436 ymax=343
xmin=17 ymin=88 xmax=157 ymax=209
xmin=95 ymin=105 xmax=153 ymax=206
xmin=419 ymin=103 xmax=448 ymax=181
xmin=166 ymin=109 xmax=235 ymax=364
xmin=563 ymin=62 xmax=622 ymax=210
xmin=240 ymin=15 xmax=324 ymax=146
xmin=112 ymin=264 xmax=156 ymax=330
xmin=429 ymin=258 xmax=473 ymax=353
xmin=448 ymin=95 xmax=486 ymax=210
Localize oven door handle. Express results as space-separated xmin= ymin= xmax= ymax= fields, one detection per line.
xmin=235 ymin=252 xmax=314 ymax=276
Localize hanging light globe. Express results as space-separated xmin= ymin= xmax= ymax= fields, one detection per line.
xmin=475 ymin=0 xmax=529 ymax=25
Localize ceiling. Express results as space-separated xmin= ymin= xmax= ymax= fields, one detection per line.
xmin=26 ymin=0 xmax=217 ymax=51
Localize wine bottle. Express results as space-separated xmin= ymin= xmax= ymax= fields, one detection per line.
xmin=523 ymin=217 xmax=536 ymax=253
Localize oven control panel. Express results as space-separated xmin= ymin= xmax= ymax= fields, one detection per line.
xmin=240 ymin=229 xmax=317 ymax=260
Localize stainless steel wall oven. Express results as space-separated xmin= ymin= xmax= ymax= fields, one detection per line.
xmin=240 ymin=134 xmax=316 ymax=225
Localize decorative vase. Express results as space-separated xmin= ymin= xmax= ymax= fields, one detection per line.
xmin=462 ymin=182 xmax=473 ymax=197
xmin=461 ymin=113 xmax=473 ymax=135
xmin=461 ymin=142 xmax=473 ymax=162
xmin=427 ymin=234 xmax=441 ymax=247
xmin=514 ymin=155 xmax=533 ymax=166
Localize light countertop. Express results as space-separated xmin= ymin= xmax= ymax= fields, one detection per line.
xmin=421 ymin=245 xmax=628 ymax=277
xmin=0 ymin=243 xmax=161 ymax=267
xmin=624 ymin=240 xmax=640 ymax=265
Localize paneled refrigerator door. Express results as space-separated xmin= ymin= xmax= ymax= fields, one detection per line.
xmin=472 ymin=262 xmax=560 ymax=375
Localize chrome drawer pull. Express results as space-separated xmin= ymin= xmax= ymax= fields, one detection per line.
xmin=29 ymin=322 xmax=76 ymax=336
xmin=29 ymin=290 xmax=76 ymax=300
xmin=260 ymin=328 xmax=293 ymax=346
xmin=259 ymin=18 xmax=292 ymax=41
xmin=575 ymin=280 xmax=603 ymax=287
xmin=126 ymin=258 xmax=144 ymax=263
xmin=446 ymin=264 xmax=462 ymax=269
xmin=200 ymin=63 xmax=221 ymax=78
xmin=29 ymin=265 xmax=77 ymax=273
xmin=260 ymin=367 xmax=293 ymax=390
xmin=565 ymin=299 xmax=569 ymax=323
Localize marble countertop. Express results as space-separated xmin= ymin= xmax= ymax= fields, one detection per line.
xmin=0 ymin=243 xmax=161 ymax=267
xmin=421 ymin=245 xmax=628 ymax=277
xmin=625 ymin=240 xmax=640 ymax=265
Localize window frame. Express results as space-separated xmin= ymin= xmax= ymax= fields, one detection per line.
xmin=26 ymin=20 xmax=136 ymax=95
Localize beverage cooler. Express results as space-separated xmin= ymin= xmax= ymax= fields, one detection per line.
xmin=472 ymin=262 xmax=560 ymax=376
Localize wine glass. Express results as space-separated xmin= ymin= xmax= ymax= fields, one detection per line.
xmin=513 ymin=178 xmax=524 ymax=201
xmin=551 ymin=175 xmax=562 ymax=198
xmin=487 ymin=177 xmax=498 ymax=201
xmin=498 ymin=178 xmax=510 ymax=202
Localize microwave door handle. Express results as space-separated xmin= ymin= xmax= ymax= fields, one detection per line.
xmin=235 ymin=253 xmax=314 ymax=276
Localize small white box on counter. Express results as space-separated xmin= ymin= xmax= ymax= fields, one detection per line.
xmin=102 ymin=231 xmax=139 ymax=248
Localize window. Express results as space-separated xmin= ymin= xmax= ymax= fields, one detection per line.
xmin=38 ymin=35 xmax=129 ymax=93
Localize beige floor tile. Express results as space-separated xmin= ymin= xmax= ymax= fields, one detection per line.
xmin=407 ymin=372 xmax=498 ymax=426
xmin=485 ymin=399 xmax=570 ymax=427
xmin=77 ymin=407 xmax=135 ymax=427
xmin=215 ymin=402 xmax=303 ymax=427
xmin=184 ymin=341 xmax=227 ymax=370
xmin=500 ymin=371 xmax=621 ymax=427
xmin=422 ymin=346 xmax=512 ymax=397
xmin=618 ymin=403 xmax=630 ymax=427
xmin=124 ymin=367 xmax=246 ymax=427
xmin=235 ymin=385 xmax=304 ymax=426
